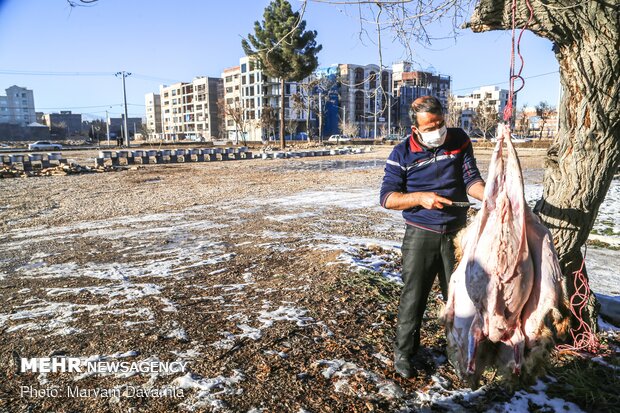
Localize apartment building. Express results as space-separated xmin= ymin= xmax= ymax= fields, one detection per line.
xmin=42 ymin=111 xmax=82 ymax=138
xmin=391 ymin=62 xmax=451 ymax=133
xmin=222 ymin=65 xmax=242 ymax=141
xmin=337 ymin=63 xmax=392 ymax=138
xmin=159 ymin=76 xmax=222 ymax=141
xmin=144 ymin=93 xmax=162 ymax=140
xmin=221 ymin=56 xmax=310 ymax=143
xmin=0 ymin=85 xmax=36 ymax=126
xmin=453 ymin=86 xmax=514 ymax=132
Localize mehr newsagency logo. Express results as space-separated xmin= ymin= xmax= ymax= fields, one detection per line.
xmin=19 ymin=356 xmax=188 ymax=399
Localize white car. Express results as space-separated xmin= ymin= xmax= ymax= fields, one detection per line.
xmin=327 ymin=135 xmax=351 ymax=142
xmin=28 ymin=141 xmax=62 ymax=151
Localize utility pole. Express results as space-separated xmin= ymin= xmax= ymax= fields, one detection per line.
xmin=105 ymin=109 xmax=111 ymax=147
xmin=387 ymin=92 xmax=391 ymax=136
xmin=373 ymin=90 xmax=378 ymax=140
xmin=318 ymin=90 xmax=323 ymax=142
xmin=115 ymin=71 xmax=132 ymax=147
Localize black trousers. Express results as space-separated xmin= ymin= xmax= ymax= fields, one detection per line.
xmin=394 ymin=225 xmax=457 ymax=357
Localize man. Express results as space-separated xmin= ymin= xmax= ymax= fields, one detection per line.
xmin=379 ymin=96 xmax=485 ymax=378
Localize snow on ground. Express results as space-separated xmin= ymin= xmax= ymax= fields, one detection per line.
xmin=173 ymin=370 xmax=245 ymax=411
xmin=2 ymin=158 xmax=618 ymax=411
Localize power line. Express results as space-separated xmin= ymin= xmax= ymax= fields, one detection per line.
xmin=451 ymin=71 xmax=559 ymax=93
xmin=0 ymin=69 xmax=113 ymax=77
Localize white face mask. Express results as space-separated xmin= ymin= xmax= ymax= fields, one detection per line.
xmin=418 ymin=125 xmax=447 ymax=148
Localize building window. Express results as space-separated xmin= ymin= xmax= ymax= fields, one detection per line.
xmin=369 ymin=72 xmax=376 ymax=89
xmin=241 ymin=63 xmax=247 ymax=73
xmin=355 ymin=91 xmax=364 ymax=121
xmin=354 ymin=68 xmax=364 ymax=85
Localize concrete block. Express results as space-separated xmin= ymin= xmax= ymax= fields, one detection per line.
xmin=10 ymin=154 xmax=25 ymax=163
xmin=99 ymin=151 xmax=113 ymax=159
xmin=48 ymin=152 xmax=63 ymax=160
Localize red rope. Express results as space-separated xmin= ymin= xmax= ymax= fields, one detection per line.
xmin=556 ymin=247 xmax=603 ymax=355
xmin=503 ymin=0 xmax=534 ymax=122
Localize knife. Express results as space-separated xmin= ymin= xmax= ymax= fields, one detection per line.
xmin=441 ymin=201 xmax=475 ymax=207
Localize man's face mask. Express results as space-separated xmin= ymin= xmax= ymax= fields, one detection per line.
xmin=418 ymin=125 xmax=447 ymax=148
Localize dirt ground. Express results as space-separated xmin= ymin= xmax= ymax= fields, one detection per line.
xmin=1 ymin=144 xmax=616 ymax=412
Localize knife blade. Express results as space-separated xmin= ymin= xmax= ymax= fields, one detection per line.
xmin=443 ymin=201 xmax=475 ymax=207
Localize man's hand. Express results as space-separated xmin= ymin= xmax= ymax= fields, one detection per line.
xmin=416 ymin=192 xmax=452 ymax=209
xmin=384 ymin=191 xmax=452 ymax=210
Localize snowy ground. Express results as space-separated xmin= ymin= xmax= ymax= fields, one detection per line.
xmin=0 ymin=146 xmax=617 ymax=412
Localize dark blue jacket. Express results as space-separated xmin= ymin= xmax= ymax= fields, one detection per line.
xmin=379 ymin=128 xmax=483 ymax=233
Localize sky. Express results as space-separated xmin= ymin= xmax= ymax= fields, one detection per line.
xmin=0 ymin=0 xmax=560 ymax=120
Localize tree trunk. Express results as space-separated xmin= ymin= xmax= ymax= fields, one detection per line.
xmin=280 ymin=78 xmax=286 ymax=150
xmin=306 ymin=93 xmax=311 ymax=141
xmin=468 ymin=0 xmax=620 ymax=332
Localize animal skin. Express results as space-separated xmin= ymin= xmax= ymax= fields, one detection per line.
xmin=443 ymin=124 xmax=568 ymax=386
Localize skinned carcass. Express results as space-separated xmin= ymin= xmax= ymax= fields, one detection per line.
xmin=443 ymin=124 xmax=568 ymax=386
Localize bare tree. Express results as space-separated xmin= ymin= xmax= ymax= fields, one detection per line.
xmin=259 ymin=104 xmax=278 ymax=143
xmin=535 ymin=101 xmax=555 ymax=140
xmin=472 ymin=100 xmax=498 ymax=139
xmin=225 ymin=101 xmax=247 ymax=145
xmin=446 ymin=94 xmax=462 ymax=128
xmin=339 ymin=119 xmax=358 ymax=138
xmin=515 ymin=105 xmax=530 ymax=137
xmin=216 ymin=97 xmax=227 ymax=140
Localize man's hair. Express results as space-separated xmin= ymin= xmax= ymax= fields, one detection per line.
xmin=408 ymin=96 xmax=444 ymax=127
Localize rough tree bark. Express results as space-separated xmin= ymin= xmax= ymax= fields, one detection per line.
xmin=468 ymin=0 xmax=620 ymax=332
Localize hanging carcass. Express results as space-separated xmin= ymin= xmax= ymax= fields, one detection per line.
xmin=443 ymin=124 xmax=569 ymax=386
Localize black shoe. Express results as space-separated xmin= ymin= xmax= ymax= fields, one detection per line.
xmin=394 ymin=354 xmax=417 ymax=379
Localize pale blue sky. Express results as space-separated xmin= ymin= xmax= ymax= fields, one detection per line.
xmin=0 ymin=0 xmax=560 ymax=120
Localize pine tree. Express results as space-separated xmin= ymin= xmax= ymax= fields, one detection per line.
xmin=242 ymin=0 xmax=321 ymax=149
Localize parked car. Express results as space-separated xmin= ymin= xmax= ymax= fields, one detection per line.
xmin=327 ymin=134 xmax=351 ymax=143
xmin=28 ymin=141 xmax=62 ymax=151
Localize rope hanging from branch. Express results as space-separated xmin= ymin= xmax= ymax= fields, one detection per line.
xmin=503 ymin=0 xmax=534 ymax=123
